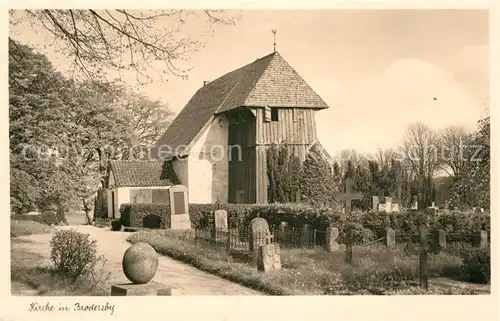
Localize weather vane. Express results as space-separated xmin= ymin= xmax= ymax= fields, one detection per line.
xmin=272 ymin=29 xmax=277 ymax=52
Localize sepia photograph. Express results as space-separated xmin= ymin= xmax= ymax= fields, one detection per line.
xmin=8 ymin=8 xmax=491 ymax=301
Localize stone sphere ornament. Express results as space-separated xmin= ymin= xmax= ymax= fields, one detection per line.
xmin=122 ymin=242 xmax=159 ymax=284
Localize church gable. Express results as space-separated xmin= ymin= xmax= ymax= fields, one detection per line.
xmin=242 ymin=53 xmax=329 ymax=109
xmin=154 ymin=51 xmax=329 ymax=158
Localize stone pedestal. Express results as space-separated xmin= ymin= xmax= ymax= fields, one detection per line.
xmin=170 ymin=214 xmax=191 ymax=230
xmin=111 ymin=281 xmax=177 ymax=296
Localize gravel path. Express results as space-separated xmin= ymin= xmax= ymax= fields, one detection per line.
xmin=11 ymin=225 xmax=262 ymax=295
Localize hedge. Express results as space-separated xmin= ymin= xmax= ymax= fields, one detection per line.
xmin=120 ymin=204 xmax=171 ymax=229
xmin=120 ymin=202 xmax=490 ymax=246
xmin=461 ymin=246 xmax=490 ymax=284
xmin=189 ymin=203 xmax=490 ymax=245
xmin=190 ymin=203 xmax=334 ymax=230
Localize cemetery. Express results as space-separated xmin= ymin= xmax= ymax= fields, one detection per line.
xmin=9 ymin=10 xmax=491 ymax=298
xmin=122 ymin=181 xmax=490 ymax=295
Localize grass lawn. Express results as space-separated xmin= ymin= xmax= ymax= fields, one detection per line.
xmin=128 ymin=229 xmax=487 ymax=295
xmin=10 ymin=219 xmax=53 ymax=237
xmin=10 ymin=230 xmax=109 ymax=296
xmin=11 ymin=264 xmax=108 ymax=296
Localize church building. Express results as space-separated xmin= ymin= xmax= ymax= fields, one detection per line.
xmin=107 ymin=51 xmax=331 ymax=218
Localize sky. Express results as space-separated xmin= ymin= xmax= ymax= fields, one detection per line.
xmin=9 ymin=9 xmax=490 ymax=156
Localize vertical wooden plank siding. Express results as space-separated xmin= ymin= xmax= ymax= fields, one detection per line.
xmin=227 ymin=110 xmax=257 ymax=203
xmin=256 ymin=108 xmax=317 ymax=145
xmin=252 ymin=107 xmax=319 ymax=203
xmin=228 ymin=107 xmax=319 ymax=204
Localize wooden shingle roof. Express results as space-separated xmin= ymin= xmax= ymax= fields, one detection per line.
xmin=109 ymin=160 xmax=179 ymax=187
xmin=154 ymin=51 xmax=329 ymax=157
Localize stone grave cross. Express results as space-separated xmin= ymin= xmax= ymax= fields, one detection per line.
xmin=404 ymin=225 xmax=443 ymax=290
xmin=335 ymin=178 xmax=363 ymax=214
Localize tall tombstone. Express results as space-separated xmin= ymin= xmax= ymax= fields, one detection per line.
xmin=257 ymin=243 xmax=282 ymax=273
xmin=385 ymin=228 xmax=396 ymax=250
xmin=384 ymin=197 xmax=392 ymax=213
xmin=167 ymin=185 xmax=191 ymax=230
xmin=248 ymin=217 xmax=271 ymax=252
xmin=325 ymin=227 xmax=340 ymax=252
xmin=300 ymin=224 xmax=312 ymax=247
xmin=210 ymin=209 xmax=228 ymax=242
xmin=214 ymin=209 xmax=228 ymax=231
xmin=372 ymin=196 xmax=380 ymax=212
xmin=411 ymin=196 xmax=418 ymax=210
xmin=278 ymin=221 xmax=290 ymax=243
xmin=417 ymin=193 xmax=425 ymax=210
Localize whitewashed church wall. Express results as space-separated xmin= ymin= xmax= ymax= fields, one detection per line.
xmin=172 ymin=158 xmax=189 ymax=185
xmin=188 ymin=114 xmax=229 ymax=203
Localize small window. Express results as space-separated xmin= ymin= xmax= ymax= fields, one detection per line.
xmin=271 ymin=108 xmax=279 ymax=121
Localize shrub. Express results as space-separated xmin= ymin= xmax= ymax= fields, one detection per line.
xmin=461 ymin=246 xmax=490 ymax=284
xmin=120 ymin=204 xmax=170 ymax=228
xmin=298 ymin=143 xmax=337 ymax=207
xmin=341 ymin=221 xmax=377 ymax=245
xmin=110 ymin=219 xmax=122 ymax=231
xmin=50 ymin=229 xmax=100 ymax=281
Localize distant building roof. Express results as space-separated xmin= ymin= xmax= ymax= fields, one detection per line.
xmin=154 ymin=51 xmax=329 ymax=158
xmin=108 ymin=160 xmax=179 ymax=187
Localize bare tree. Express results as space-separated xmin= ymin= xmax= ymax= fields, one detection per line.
xmin=437 ymin=125 xmax=471 ymax=179
xmin=9 ymin=9 xmax=240 ymax=83
xmin=399 ymin=122 xmax=439 ymax=208
xmin=372 ymin=148 xmax=397 ymax=169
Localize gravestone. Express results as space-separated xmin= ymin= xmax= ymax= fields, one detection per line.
xmin=257 ymin=243 xmax=282 ymax=272
xmin=111 ymin=243 xmax=176 ymax=296
xmin=167 ymin=185 xmax=191 ymax=230
xmin=300 ymin=224 xmax=312 ymax=247
xmin=385 ymin=228 xmax=396 ymax=250
xmin=249 ymin=217 xmax=271 ymax=252
xmin=411 ymin=196 xmax=418 ymax=210
xmin=214 ymin=209 xmax=228 ymax=231
xmin=210 ymin=209 xmax=228 ymax=242
xmin=325 ymin=227 xmax=340 ymax=252
xmin=384 ymin=197 xmax=392 ymax=213
xmin=278 ymin=221 xmax=290 ymax=243
xmin=335 ymin=178 xmax=363 ymax=215
xmin=473 ymin=230 xmax=488 ymax=248
xmin=391 ymin=203 xmax=400 ymax=212
xmin=372 ymin=196 xmax=380 ymax=212
xmin=378 ymin=203 xmax=385 ymax=212
xmin=435 ymin=229 xmax=446 ymax=249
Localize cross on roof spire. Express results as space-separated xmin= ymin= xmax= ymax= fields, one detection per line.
xmin=271 ymin=29 xmax=277 ymax=52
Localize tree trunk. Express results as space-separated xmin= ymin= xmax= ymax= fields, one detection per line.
xmin=82 ymin=198 xmax=92 ymax=225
